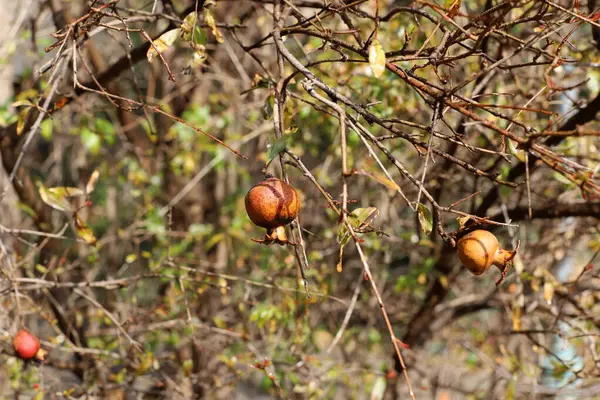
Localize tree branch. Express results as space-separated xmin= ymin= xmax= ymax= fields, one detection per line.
xmin=490 ymin=201 xmax=600 ymax=222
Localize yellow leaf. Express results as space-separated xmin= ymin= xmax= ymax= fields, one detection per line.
xmin=416 ymin=202 xmax=433 ymax=235
xmin=439 ymin=275 xmax=448 ymax=288
xmin=543 ymin=281 xmax=554 ymax=305
xmin=38 ymin=183 xmax=74 ymax=212
xmin=368 ymin=39 xmax=386 ymax=78
xmin=136 ymin=352 xmax=154 ymax=375
xmin=354 ymin=169 xmax=400 ymax=192
xmin=312 ymin=330 xmax=333 ymax=351
xmin=16 ymin=107 xmax=30 ymax=136
xmin=15 ymin=88 xmax=38 ymax=102
xmin=531 ymin=276 xmax=540 ymax=293
xmin=204 ymin=10 xmax=223 ymax=43
xmin=190 ymin=43 xmax=207 ymax=66
xmin=86 ymin=170 xmax=100 ymax=194
xmin=147 ymin=29 xmax=181 ymax=63
xmin=74 ymin=215 xmax=97 ymax=245
xmin=511 ymin=304 xmax=522 ymax=331
xmin=48 ymin=186 xmax=84 ymax=198
xmin=445 ymin=0 xmax=462 ymax=17
xmin=11 ymin=99 xmax=34 ymax=108
xmin=507 ymin=139 xmax=526 ymax=162
xmin=218 ymin=277 xmax=228 ymax=295
xmin=181 ymin=12 xmax=197 ymax=39
xmin=457 ymin=216 xmax=470 ymax=228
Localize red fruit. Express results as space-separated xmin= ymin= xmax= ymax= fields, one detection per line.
xmin=13 ymin=329 xmax=41 ymax=360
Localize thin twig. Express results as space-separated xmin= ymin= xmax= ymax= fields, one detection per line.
xmin=73 ymin=288 xmax=142 ymax=349
xmin=326 ymin=272 xmax=362 ymax=354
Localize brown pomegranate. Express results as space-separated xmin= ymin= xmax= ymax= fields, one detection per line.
xmin=457 ymin=230 xmax=517 ymax=285
xmin=245 ymin=177 xmax=300 ymax=245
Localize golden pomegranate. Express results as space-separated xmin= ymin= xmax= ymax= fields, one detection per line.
xmin=457 ymin=230 xmax=517 ymax=285
xmin=245 ymin=177 xmax=300 ymax=245
xmin=245 ymin=177 xmax=300 ymax=230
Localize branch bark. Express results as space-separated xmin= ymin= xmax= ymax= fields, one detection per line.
xmin=490 ymin=201 xmax=600 ymax=222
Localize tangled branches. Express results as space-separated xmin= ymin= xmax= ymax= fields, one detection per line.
xmin=1 ymin=0 xmax=600 ymax=398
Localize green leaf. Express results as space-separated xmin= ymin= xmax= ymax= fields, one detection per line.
xmin=368 ymin=39 xmax=386 ymax=78
xmin=17 ymin=202 xmax=36 ymax=218
xmin=193 ymin=27 xmax=207 ymax=46
xmin=95 ymin=118 xmax=115 ymax=145
xmin=35 ymin=264 xmax=48 ymax=274
xmin=507 ymin=139 xmax=526 ymax=162
xmin=40 ymin=118 xmax=53 ymax=141
xmin=370 ymin=376 xmax=386 ymax=400
xmin=147 ymin=28 xmax=181 ymax=63
xmin=242 ymin=74 xmax=275 ymax=95
xmin=74 ymin=215 xmax=97 ymax=245
xmin=182 ymin=13 xmax=208 ymax=45
xmin=94 ymin=118 xmax=115 ymax=135
xmin=254 ymin=75 xmax=274 ymax=89
xmin=38 ymin=183 xmax=74 ymax=212
xmin=506 ymin=378 xmax=516 ymax=400
xmin=262 ymin=94 xmax=274 ymax=120
xmin=552 ymin=171 xmax=574 ymax=187
xmin=367 ymin=328 xmax=382 ymax=343
xmin=189 ymin=223 xmax=213 ymax=237
xmin=81 ymin=128 xmax=101 ymax=155
xmin=266 ymin=136 xmax=288 ymax=165
xmin=416 ymin=202 xmax=433 ymax=235
xmin=182 ymin=359 xmax=194 ymax=377
xmin=337 ymin=207 xmax=379 ymax=246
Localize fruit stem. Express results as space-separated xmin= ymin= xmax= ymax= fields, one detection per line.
xmin=251 ymin=226 xmax=297 ymax=246
xmin=492 ymin=240 xmax=520 ymax=286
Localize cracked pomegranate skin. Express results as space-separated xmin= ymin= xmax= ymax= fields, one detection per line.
xmin=245 ymin=178 xmax=300 ymax=230
xmin=457 ymin=230 xmax=500 ymax=275
xmin=13 ymin=330 xmax=40 ymax=360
